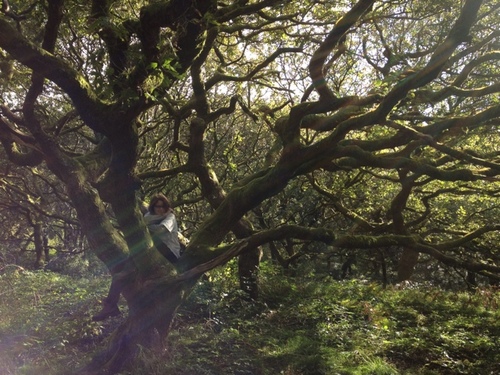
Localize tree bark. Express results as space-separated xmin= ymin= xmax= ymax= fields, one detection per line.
xmin=33 ymin=222 xmax=43 ymax=269
xmin=238 ymin=248 xmax=262 ymax=300
xmin=397 ymin=247 xmax=420 ymax=282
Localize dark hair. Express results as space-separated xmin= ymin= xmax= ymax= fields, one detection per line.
xmin=148 ymin=194 xmax=172 ymax=214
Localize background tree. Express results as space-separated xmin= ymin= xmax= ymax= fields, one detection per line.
xmin=0 ymin=152 xmax=82 ymax=268
xmin=1 ymin=0 xmax=500 ymax=373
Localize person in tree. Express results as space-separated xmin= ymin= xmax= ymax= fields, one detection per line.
xmin=92 ymin=194 xmax=182 ymax=321
xmin=144 ymin=194 xmax=182 ymax=263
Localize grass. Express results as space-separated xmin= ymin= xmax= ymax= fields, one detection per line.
xmin=0 ymin=263 xmax=499 ymax=375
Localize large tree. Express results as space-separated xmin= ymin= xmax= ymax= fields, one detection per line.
xmin=1 ymin=0 xmax=500 ymax=373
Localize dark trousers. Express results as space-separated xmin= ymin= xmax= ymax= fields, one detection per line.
xmin=154 ymin=239 xmax=178 ymax=264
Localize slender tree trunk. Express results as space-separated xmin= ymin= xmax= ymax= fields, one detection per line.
xmin=189 ymin=118 xmax=263 ymax=299
xmin=466 ymin=271 xmax=477 ymax=288
xmin=33 ymin=223 xmax=43 ymax=269
xmin=43 ymin=235 xmax=50 ymax=263
xmin=378 ymin=249 xmax=388 ymax=287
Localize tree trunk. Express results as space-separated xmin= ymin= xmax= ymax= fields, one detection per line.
xmin=238 ymin=248 xmax=262 ymax=300
xmin=33 ymin=223 xmax=44 ymax=269
xmin=43 ymin=235 xmax=50 ymax=264
xmin=189 ymin=117 xmax=263 ymax=299
xmin=78 ymin=277 xmax=195 ymax=375
xmin=56 ymin=156 xmax=195 ymax=375
xmin=397 ymin=247 xmax=419 ymax=282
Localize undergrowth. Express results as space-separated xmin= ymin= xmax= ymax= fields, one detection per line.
xmin=0 ymin=262 xmax=498 ymax=375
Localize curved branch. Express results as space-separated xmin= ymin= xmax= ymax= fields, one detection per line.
xmin=414 ymin=242 xmax=500 ymax=275
xmin=215 ymin=0 xmax=284 ymax=23
xmin=0 ymin=18 xmax=114 ymax=135
xmin=137 ymin=164 xmax=192 ymax=180
xmin=89 ymin=0 xmax=133 ymax=82
xmin=0 ymin=117 xmax=43 ymax=166
xmin=138 ymin=0 xmax=216 ymax=71
xmin=309 ymin=0 xmax=375 ymax=101
xmin=435 ymin=225 xmax=500 ymax=251
xmin=23 ymin=0 xmax=64 ymax=136
xmin=334 ymin=144 xmax=480 ymax=181
xmin=205 ymin=47 xmax=303 ymax=90
xmin=180 ymin=222 xmax=500 ymax=279
xmin=308 ymin=174 xmax=385 ymax=232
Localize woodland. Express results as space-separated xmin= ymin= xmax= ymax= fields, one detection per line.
xmin=0 ymin=0 xmax=499 ymax=374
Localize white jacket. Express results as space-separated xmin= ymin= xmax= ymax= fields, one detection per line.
xmin=144 ymin=211 xmax=181 ymax=258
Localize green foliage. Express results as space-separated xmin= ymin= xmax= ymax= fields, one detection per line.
xmin=0 ymin=268 xmax=114 ymax=375
xmin=44 ymin=252 xmax=108 ymax=278
xmin=3 ymin=265 xmax=498 ymax=375
xmin=382 ymin=288 xmax=500 ymax=374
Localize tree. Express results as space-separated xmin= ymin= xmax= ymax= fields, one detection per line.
xmin=1 ymin=0 xmax=499 ymax=373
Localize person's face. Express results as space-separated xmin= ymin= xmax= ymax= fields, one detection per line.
xmin=153 ymin=200 xmax=167 ymax=214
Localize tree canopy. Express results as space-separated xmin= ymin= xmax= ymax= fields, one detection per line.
xmin=1 ymin=0 xmax=499 ymax=373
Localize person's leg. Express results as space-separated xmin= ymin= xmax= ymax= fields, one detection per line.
xmin=154 ymin=240 xmax=178 ymax=264
xmin=92 ymin=277 xmax=122 ymax=321
xmin=92 ymin=259 xmax=129 ymax=321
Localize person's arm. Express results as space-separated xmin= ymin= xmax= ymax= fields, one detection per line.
xmin=144 ymin=212 xmax=164 ymax=224
xmin=146 ymin=212 xmax=175 ymax=233
xmin=157 ymin=212 xmax=176 ymax=233
xmin=148 ymin=223 xmax=164 ymax=233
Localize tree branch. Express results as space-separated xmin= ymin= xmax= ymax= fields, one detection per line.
xmin=0 ymin=18 xmax=115 ymax=136
xmin=373 ymin=0 xmax=483 ymax=119
xmin=309 ymin=0 xmax=375 ymax=102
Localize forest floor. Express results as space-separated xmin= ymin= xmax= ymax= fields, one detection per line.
xmin=0 ymin=261 xmax=499 ymax=375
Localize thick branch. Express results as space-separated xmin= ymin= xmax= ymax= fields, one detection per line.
xmin=184 ymin=224 xmax=500 ymax=278
xmin=138 ymin=0 xmax=215 ymax=71
xmin=434 ymin=225 xmax=500 ymax=251
xmin=334 ymin=144 xmax=480 ymax=181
